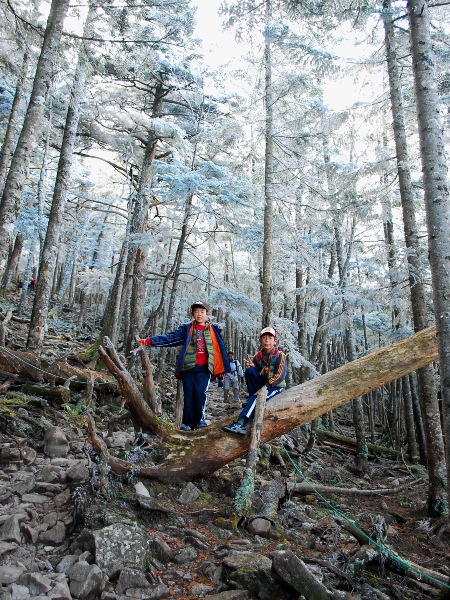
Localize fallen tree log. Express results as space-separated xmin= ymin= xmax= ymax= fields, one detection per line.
xmin=287 ymin=479 xmax=421 ymax=496
xmin=0 ymin=346 xmax=116 ymax=391
xmin=21 ymin=383 xmax=71 ymax=406
xmin=92 ymin=326 xmax=439 ymax=482
xmin=316 ymin=429 xmax=402 ymax=460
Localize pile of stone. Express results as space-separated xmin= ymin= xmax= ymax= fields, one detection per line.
xmin=0 ymin=405 xmax=382 ymax=600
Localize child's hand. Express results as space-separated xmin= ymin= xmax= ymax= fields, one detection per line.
xmin=245 ymin=355 xmax=253 ymax=368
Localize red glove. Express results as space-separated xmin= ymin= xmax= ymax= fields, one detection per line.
xmin=139 ymin=337 xmax=151 ymax=346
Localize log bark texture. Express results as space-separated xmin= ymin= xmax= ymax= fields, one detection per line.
xmin=0 ymin=347 xmax=116 ymax=391
xmin=99 ymin=326 xmax=439 ymax=482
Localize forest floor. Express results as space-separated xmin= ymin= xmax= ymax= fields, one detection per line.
xmin=0 ymin=293 xmax=449 ymax=599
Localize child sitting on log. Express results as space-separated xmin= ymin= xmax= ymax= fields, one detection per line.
xmin=222 ymin=327 xmax=287 ymax=435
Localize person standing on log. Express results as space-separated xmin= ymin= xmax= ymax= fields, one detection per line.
xmin=139 ymin=301 xmax=230 ymax=431
xmin=222 ymin=327 xmax=287 ymax=435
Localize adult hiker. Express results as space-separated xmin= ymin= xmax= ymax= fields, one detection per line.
xmin=223 ymin=351 xmax=244 ymax=404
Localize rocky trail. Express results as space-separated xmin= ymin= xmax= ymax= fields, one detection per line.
xmin=0 ymin=308 xmax=449 ymax=600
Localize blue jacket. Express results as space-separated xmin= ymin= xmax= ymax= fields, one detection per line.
xmin=148 ymin=322 xmax=231 ymax=380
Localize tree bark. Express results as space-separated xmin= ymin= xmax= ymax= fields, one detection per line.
xmin=0 ymin=347 xmax=116 ymax=390
xmin=382 ymin=0 xmax=445 ymax=514
xmin=0 ymin=233 xmax=24 ymax=292
xmin=0 ymin=52 xmax=30 ymax=197
xmin=0 ymin=0 xmax=70 ymax=270
xmin=93 ymin=325 xmax=439 ymax=482
xmin=27 ymin=14 xmax=90 ymax=350
xmin=261 ymin=0 xmax=274 ymax=328
xmin=125 ymin=83 xmax=166 ymax=355
xmin=407 ymin=0 xmax=450 ymax=516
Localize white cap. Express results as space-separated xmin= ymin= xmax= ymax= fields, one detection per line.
xmin=259 ymin=327 xmax=277 ymax=338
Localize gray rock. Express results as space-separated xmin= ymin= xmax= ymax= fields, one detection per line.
xmin=271 ymin=550 xmax=329 ymax=599
xmin=93 ymin=524 xmax=150 ymax=578
xmin=199 ymin=561 xmax=222 ymax=584
xmin=21 ymin=493 xmax=51 ymax=504
xmin=46 ymin=579 xmax=72 ymax=599
xmin=37 ymin=465 xmax=61 ymax=483
xmin=42 ymin=512 xmax=58 ymax=527
xmin=7 ymin=583 xmax=29 ymax=599
xmin=172 ymin=546 xmax=198 ymax=564
xmin=17 ymin=572 xmax=52 ymax=594
xmin=11 ymin=472 xmax=36 ymax=496
xmin=0 ymin=515 xmax=21 ymax=544
xmin=247 ymin=517 xmax=271 ymax=537
xmin=69 ymin=528 xmax=95 ymax=554
xmin=0 ymin=541 xmax=18 ymax=558
xmin=68 ymin=560 xmax=107 ymax=599
xmin=223 ymin=551 xmax=272 ymax=572
xmin=21 ymin=524 xmax=38 ymax=544
xmin=203 ymin=592 xmax=250 ymax=600
xmin=177 ymin=482 xmax=201 ymax=504
xmin=44 ymin=427 xmax=70 ymax=459
xmin=116 ymin=568 xmax=150 ymax=595
xmin=56 ymin=555 xmax=79 ymax=574
xmin=78 ymin=551 xmax=94 ymax=564
xmin=190 ymin=582 xmax=214 ymax=596
xmin=121 ymin=583 xmax=169 ymax=600
xmin=53 ymin=488 xmax=71 ymax=508
xmin=149 ymin=538 xmax=172 ymax=563
xmin=0 ymin=565 xmax=25 ymax=584
xmin=224 ymin=550 xmax=276 ymax=600
xmin=20 ymin=446 xmax=37 ymax=466
xmin=38 ymin=521 xmax=66 ymax=545
xmin=66 ymin=461 xmax=89 ymax=483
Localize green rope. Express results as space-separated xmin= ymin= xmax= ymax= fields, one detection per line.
xmin=0 ymin=346 xmax=112 ymax=387
xmin=280 ymin=442 xmax=450 ymax=590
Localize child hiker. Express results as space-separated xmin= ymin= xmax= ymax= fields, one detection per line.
xmin=139 ymin=301 xmax=230 ymax=431
xmin=222 ymin=327 xmax=287 ymax=435
xmin=223 ymin=351 xmax=244 ymax=404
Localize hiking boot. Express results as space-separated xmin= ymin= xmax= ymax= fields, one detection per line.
xmin=222 ymin=421 xmax=247 ymax=435
xmin=179 ymin=424 xmax=191 ymax=431
xmin=197 ymin=420 xmax=207 ymax=429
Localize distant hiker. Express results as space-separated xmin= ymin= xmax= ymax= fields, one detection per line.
xmin=222 ymin=327 xmax=287 ymax=436
xmin=29 ymin=278 xmax=37 ymax=292
xmin=16 ymin=280 xmax=23 ymax=291
xmin=139 ymin=301 xmax=230 ymax=431
xmin=223 ymin=351 xmax=244 ymax=404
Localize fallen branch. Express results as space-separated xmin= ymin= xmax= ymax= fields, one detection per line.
xmin=98 ymin=338 xmax=169 ymax=439
xmin=287 ymin=479 xmax=421 ymax=497
xmin=316 ymin=429 xmax=404 ymax=460
xmin=0 ymin=346 xmax=116 ymax=391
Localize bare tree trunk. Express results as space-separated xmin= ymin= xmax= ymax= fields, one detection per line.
xmin=156 ymin=193 xmax=194 ymax=374
xmin=261 ymin=0 xmax=274 ymax=328
xmin=0 ymin=52 xmax=30 ymax=197
xmin=53 ymin=213 xmax=90 ymax=313
xmin=0 ymin=233 xmax=24 ymax=292
xmin=382 ymin=0 xmax=446 ymax=513
xmin=0 ymin=0 xmax=70 ymax=270
xmin=407 ymin=0 xmax=450 ymax=516
xmin=27 ymin=11 xmax=91 ymax=350
xmin=125 ymin=83 xmax=166 ymax=356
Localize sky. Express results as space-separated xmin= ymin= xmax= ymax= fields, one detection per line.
xmin=192 ymin=0 xmax=248 ymax=67
xmin=192 ymin=0 xmax=384 ymax=111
